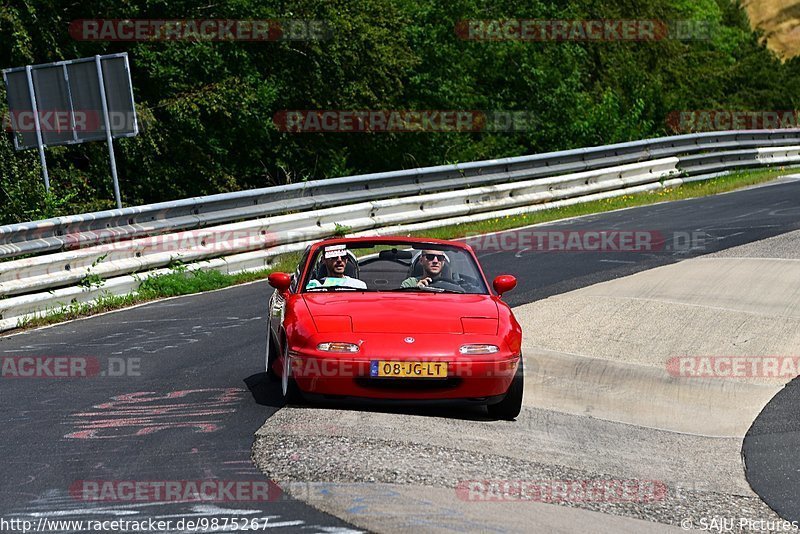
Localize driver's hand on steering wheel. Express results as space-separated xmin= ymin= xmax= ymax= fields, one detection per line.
xmin=416 ymin=277 xmax=432 ymax=288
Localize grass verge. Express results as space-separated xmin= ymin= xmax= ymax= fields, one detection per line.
xmin=12 ymin=254 xmax=300 ymax=331
xmin=6 ymin=167 xmax=790 ymax=333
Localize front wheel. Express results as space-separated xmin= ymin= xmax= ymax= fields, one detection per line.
xmin=487 ymin=356 xmax=523 ymax=420
xmin=281 ymin=340 xmax=303 ymax=405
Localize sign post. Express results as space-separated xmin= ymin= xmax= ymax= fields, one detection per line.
xmin=95 ymin=55 xmax=122 ymax=209
xmin=3 ymin=53 xmax=138 ymax=208
xmin=24 ymin=65 xmax=50 ymax=192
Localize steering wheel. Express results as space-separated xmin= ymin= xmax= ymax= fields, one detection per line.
xmin=426 ymin=279 xmax=465 ymax=293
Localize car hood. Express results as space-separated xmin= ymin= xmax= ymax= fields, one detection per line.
xmin=302 ymin=293 xmax=498 ymax=334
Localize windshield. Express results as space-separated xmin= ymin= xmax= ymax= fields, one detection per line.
xmin=300 ymin=242 xmax=488 ymax=294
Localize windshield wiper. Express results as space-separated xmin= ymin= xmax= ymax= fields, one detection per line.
xmin=388 ymin=287 xmax=463 ymax=293
xmin=388 ymin=287 xmax=424 ymax=291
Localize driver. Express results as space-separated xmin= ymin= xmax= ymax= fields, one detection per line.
xmin=401 ymin=249 xmax=449 ymax=289
xmin=306 ymin=248 xmax=367 ymax=290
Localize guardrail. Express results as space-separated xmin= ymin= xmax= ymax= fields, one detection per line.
xmin=1 ymin=129 xmax=799 ymax=331
xmin=4 ymin=129 xmax=800 ymax=259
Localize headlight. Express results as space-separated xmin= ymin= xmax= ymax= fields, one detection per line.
xmin=317 ymin=342 xmax=360 ymax=353
xmin=459 ymin=344 xmax=499 ymax=355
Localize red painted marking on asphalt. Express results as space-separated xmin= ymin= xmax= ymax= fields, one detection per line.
xmin=64 ymin=388 xmax=245 ymax=439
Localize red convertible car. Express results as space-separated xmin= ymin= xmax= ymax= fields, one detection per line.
xmin=266 ymin=236 xmax=523 ymax=419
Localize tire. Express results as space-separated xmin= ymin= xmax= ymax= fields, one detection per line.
xmin=487 ymin=356 xmax=523 ymax=420
xmin=281 ymin=339 xmax=303 ymax=405
xmin=266 ymin=331 xmax=279 ymax=382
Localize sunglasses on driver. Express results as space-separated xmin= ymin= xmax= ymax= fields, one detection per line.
xmin=423 ymin=253 xmax=446 ymax=262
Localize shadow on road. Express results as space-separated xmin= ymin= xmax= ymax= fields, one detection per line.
xmin=244 ymin=372 xmax=504 ymax=423
xmin=243 ymin=372 xmax=284 ymax=408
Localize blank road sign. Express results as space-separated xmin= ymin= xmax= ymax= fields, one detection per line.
xmin=31 ymin=64 xmax=73 ymax=146
xmin=3 ymin=69 xmax=36 ymax=149
xmin=3 ymin=53 xmax=138 ymax=150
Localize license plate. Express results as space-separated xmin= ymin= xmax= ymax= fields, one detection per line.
xmin=370 ymin=360 xmax=448 ymax=378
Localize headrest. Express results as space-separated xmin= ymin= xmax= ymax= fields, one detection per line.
xmin=379 ymin=249 xmax=414 ymax=261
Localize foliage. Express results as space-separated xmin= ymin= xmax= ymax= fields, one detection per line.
xmin=332 ymin=222 xmax=351 ymax=237
xmin=78 ymin=253 xmax=108 ymax=289
xmin=1 ymin=0 xmax=797 ymax=225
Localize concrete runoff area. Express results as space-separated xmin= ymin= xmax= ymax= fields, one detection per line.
xmin=523 ymin=347 xmax=779 ymax=437
xmin=253 ymin=230 xmax=800 ymax=532
xmin=518 ymin=255 xmax=800 ymax=435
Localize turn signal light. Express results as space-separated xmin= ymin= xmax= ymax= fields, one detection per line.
xmin=459 ymin=344 xmax=499 ymax=355
xmin=317 ymin=342 xmax=360 ymax=353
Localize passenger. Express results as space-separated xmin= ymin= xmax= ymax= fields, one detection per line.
xmin=401 ymin=249 xmax=449 ymax=288
xmin=306 ymin=250 xmax=367 ymax=290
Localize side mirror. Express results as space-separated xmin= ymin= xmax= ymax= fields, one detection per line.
xmin=268 ymin=272 xmax=292 ymax=292
xmin=493 ymin=275 xmax=517 ymax=296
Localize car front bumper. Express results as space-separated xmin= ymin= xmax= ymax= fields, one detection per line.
xmin=288 ymin=353 xmax=521 ymax=400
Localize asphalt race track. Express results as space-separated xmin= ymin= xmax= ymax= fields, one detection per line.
xmin=2 ymin=176 xmax=800 ymax=532
xmin=478 ymin=177 xmax=800 ymax=307
xmin=742 ymin=377 xmax=800 ymax=523
xmin=0 ymin=290 xmax=362 ymax=533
